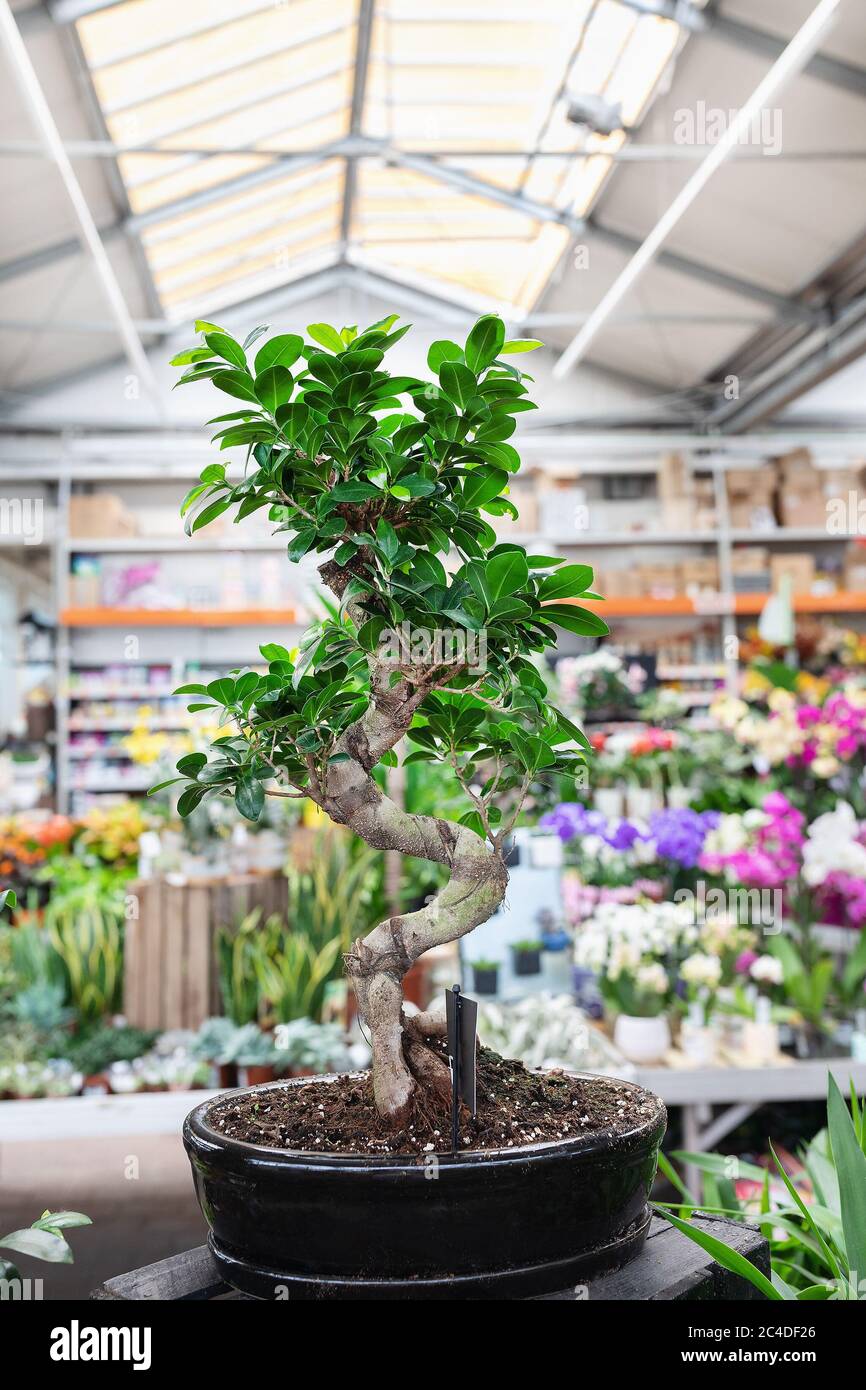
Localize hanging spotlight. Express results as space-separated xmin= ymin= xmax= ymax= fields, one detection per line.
xmin=565 ymin=92 xmax=625 ymax=137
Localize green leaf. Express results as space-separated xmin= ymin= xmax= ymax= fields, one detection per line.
xmin=169 ymin=348 xmax=214 ymax=366
xmin=35 ymin=1211 xmax=92 ymax=1232
xmin=487 ymin=550 xmax=529 ymax=601
xmin=255 ymin=365 xmax=293 ymax=414
xmin=427 ymin=340 xmax=464 ymax=373
xmin=205 ymin=332 xmax=246 ymax=369
xmin=0 ymin=1228 xmax=72 ymax=1263
xmin=828 ymin=1074 xmax=866 ymax=1278
xmin=236 ymin=777 xmax=265 ymax=822
xmin=212 ymin=370 xmax=258 ymax=403
xmin=655 ymin=1208 xmax=783 ymax=1301
xmin=176 ymin=752 xmax=207 ymax=776
xmin=462 ymin=466 xmax=508 ymax=510
xmin=187 ymin=497 xmax=231 ymax=535
xmin=260 ymin=642 xmax=292 ymax=664
xmin=287 ymin=528 xmax=317 ymax=561
xmin=254 ymin=334 xmax=304 ymax=373
xmin=307 ymin=322 xmax=344 ymax=353
xmin=538 ymin=563 xmax=594 ymax=602
xmin=542 ymin=603 xmax=609 ymax=637
xmin=439 ymin=361 xmax=477 ymax=409
xmin=177 ymin=785 xmax=208 ymax=818
xmin=375 ymin=518 xmax=399 ymax=564
xmin=465 ymin=315 xmax=505 ymax=374
xmin=275 ymin=401 xmax=310 ymax=442
xmin=501 ymin=338 xmax=543 ymax=354
xmin=769 ymin=1139 xmax=844 ymax=1285
xmin=147 ymin=777 xmax=183 ymax=796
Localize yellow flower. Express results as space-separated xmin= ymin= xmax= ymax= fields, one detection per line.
xmin=767 ymin=687 xmax=796 ymax=714
xmin=742 ymin=670 xmax=771 ymax=698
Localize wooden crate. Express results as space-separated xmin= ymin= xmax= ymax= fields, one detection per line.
xmin=123 ymin=871 xmax=288 ymax=1031
xmin=90 ymin=1216 xmax=770 ymax=1301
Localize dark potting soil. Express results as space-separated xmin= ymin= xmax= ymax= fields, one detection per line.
xmin=207 ymin=1043 xmax=663 ymax=1156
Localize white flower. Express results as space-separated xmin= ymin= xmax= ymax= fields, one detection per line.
xmin=802 ymin=802 xmax=866 ymax=884
xmin=703 ymin=814 xmax=749 ymax=857
xmin=636 ymin=962 xmax=669 ymax=995
xmin=749 ymin=954 xmax=783 ymax=986
xmin=680 ymin=953 xmax=722 ymax=989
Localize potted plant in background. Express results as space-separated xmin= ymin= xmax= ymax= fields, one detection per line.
xmin=510 ymin=939 xmax=543 ymax=977
xmin=470 ymin=957 xmax=500 ymax=995
xmin=164 ymin=311 xmax=666 ymax=1299
xmin=233 ymin=1025 xmax=279 ymax=1087
xmin=576 ymin=900 xmax=694 ymax=1064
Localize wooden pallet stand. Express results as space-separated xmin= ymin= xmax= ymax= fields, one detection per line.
xmin=123 ymin=870 xmax=288 ymax=1031
xmin=91 ymin=1216 xmax=769 ymax=1301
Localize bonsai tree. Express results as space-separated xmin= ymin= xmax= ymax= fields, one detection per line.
xmin=158 ymin=312 xmax=606 ymax=1123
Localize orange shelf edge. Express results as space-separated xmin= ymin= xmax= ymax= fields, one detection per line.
xmin=60 ymin=608 xmax=298 ymax=628
xmin=568 ymin=592 xmax=866 ymax=617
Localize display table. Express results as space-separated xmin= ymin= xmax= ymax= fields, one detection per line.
xmin=634 ymin=1057 xmax=866 ymax=1197
xmin=90 ymin=1215 xmax=769 ymax=1302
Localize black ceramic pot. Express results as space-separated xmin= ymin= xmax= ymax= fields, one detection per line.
xmin=471 ymin=965 xmax=499 ymax=995
xmin=184 ymin=1073 xmax=666 ymax=1300
xmin=512 ymin=946 xmax=542 ymax=976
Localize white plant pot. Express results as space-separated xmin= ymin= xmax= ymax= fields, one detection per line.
xmin=680 ymin=1021 xmax=717 ymax=1066
xmin=594 ymin=787 xmax=624 ymax=819
xmin=741 ymin=1020 xmax=780 ymax=1066
xmin=666 ymin=785 xmax=696 ymax=809
xmin=625 ymin=787 xmax=659 ymax=820
xmin=614 ymin=1013 xmax=671 ymax=1064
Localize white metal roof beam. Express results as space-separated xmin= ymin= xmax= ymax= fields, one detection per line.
xmin=8 ymin=137 xmax=866 ymax=163
xmin=340 ymin=0 xmax=376 ymax=253
xmin=709 ymin=9 xmax=866 ymax=99
xmin=587 ymin=219 xmax=819 ymax=326
xmin=386 ymin=147 xmax=820 ymax=325
xmin=710 ymin=296 xmax=866 ymax=431
xmin=0 ymin=0 xmax=161 ymax=407
xmin=552 ymin=0 xmax=843 ymax=378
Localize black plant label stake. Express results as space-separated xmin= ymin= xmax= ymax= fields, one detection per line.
xmin=446 ymin=984 xmax=478 ymax=1153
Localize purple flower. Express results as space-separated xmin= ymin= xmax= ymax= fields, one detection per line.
xmin=648 ymin=808 xmax=719 ymax=869
xmin=604 ymin=819 xmax=644 ymax=851
xmin=540 ymin=803 xmax=607 ymax=842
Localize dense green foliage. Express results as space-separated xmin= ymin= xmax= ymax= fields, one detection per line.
xmin=156 ymin=312 xmax=603 ymax=832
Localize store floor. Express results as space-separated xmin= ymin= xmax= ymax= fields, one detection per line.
xmin=0 ymin=1133 xmax=206 ymax=1299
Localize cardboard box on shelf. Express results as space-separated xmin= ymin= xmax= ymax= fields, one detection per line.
xmin=69 ymin=493 xmax=138 ymax=538
xmin=732 ymin=547 xmax=770 ymax=575
xmin=729 ymin=497 xmax=778 ymax=532
xmin=694 ymin=506 xmax=718 ymax=533
xmin=599 ymin=568 xmax=643 ymax=599
xmin=660 ymin=496 xmax=695 ymax=531
xmin=657 ymin=453 xmax=690 ymax=501
xmin=777 ymin=487 xmax=826 ymax=529
xmin=681 ymin=557 xmax=720 ymax=590
xmin=775 ymin=448 xmax=816 ymax=480
xmin=821 ymin=467 xmax=862 ymax=494
xmin=844 ymin=547 xmax=866 ymax=590
xmin=770 ymin=553 xmax=816 ymax=593
xmin=636 ymin=563 xmax=681 ymax=597
xmin=726 ymin=465 xmax=776 ymax=498
xmin=538 ymin=484 xmax=587 ymax=538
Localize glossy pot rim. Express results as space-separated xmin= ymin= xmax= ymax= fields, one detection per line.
xmin=184 ymin=1069 xmax=666 ymax=1172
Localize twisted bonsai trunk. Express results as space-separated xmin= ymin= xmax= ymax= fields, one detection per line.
xmin=306 ymin=567 xmax=509 ymax=1123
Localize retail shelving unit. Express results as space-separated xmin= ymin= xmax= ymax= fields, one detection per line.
xmin=1 ymin=431 xmax=864 ymax=809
